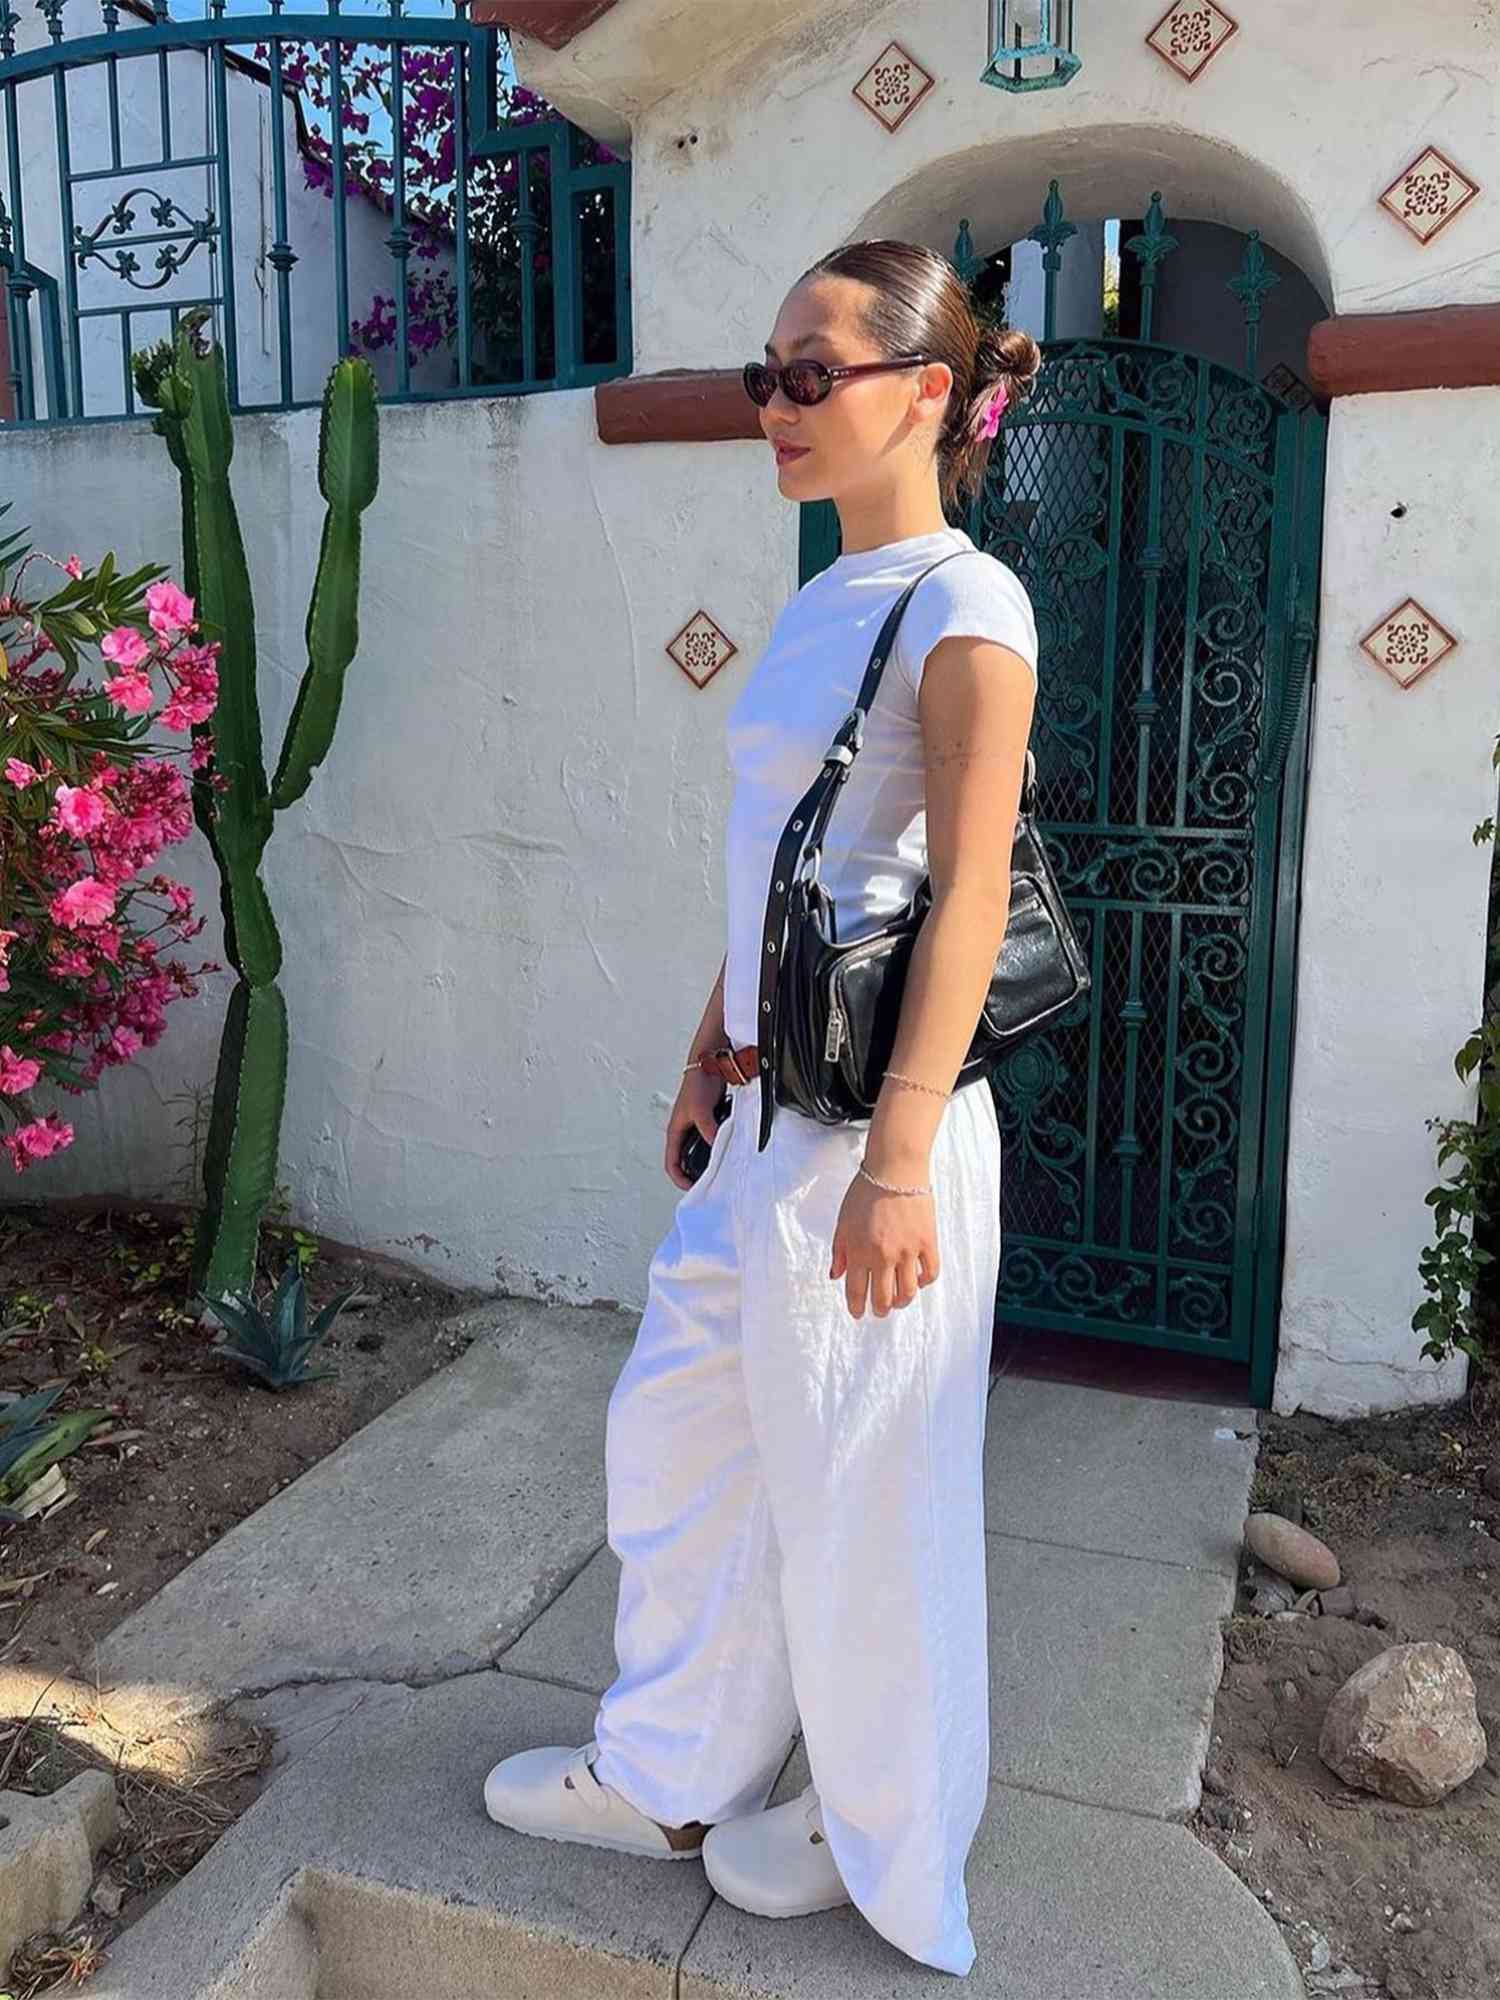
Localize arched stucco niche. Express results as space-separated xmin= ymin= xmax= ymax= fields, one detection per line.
xmin=846 ymin=122 xmax=1332 ymax=316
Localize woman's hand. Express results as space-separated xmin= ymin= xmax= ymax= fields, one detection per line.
xmin=665 ymin=1068 xmax=729 ymax=1191
xmin=829 ymin=1170 xmax=941 ymax=1318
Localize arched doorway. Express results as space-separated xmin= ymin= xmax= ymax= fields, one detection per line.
xmin=800 ymin=183 xmax=1327 ymax=1407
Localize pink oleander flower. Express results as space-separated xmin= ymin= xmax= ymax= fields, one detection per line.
xmin=51 ymin=875 xmax=117 ymax=928
xmin=54 ymin=781 xmax=110 ymax=837
xmin=0 ymin=1044 xmax=42 ymax=1093
xmin=104 ymin=668 xmax=156 ymax=714
xmin=3 ymin=1113 xmax=75 ymax=1173
xmin=100 ymin=625 xmax=149 ymax=670
xmin=145 ymin=579 xmax=194 ymax=637
xmin=5 ymin=757 xmax=41 ymax=788
xmin=160 ymin=683 xmax=218 ymax=730
xmin=64 ymin=554 xmax=85 ymax=580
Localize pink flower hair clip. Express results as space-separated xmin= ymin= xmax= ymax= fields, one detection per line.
xmin=972 ymin=381 xmax=1009 ymax=440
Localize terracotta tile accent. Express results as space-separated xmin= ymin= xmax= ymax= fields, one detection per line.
xmin=1358 ymin=599 xmax=1458 ymax=689
xmin=1306 ymin=304 xmax=1500 ymax=396
xmin=1378 ymin=146 xmax=1480 ymax=246
xmin=1145 ymin=1 xmax=1238 ymax=81
xmin=852 ymin=39 xmax=936 ymax=133
xmin=667 ymin=610 xmax=738 ymax=690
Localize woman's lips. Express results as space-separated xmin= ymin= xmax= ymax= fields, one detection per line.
xmin=774 ymin=442 xmax=810 ymax=463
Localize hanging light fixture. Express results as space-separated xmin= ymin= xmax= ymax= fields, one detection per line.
xmin=981 ymin=1 xmax=1081 ymax=92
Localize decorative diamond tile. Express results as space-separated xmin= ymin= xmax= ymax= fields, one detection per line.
xmin=852 ymin=38 xmax=935 ymax=133
xmin=1358 ymin=598 xmax=1458 ymax=689
xmin=1378 ymin=146 xmax=1480 ymax=245
xmin=1145 ymin=1 xmax=1238 ymax=81
xmin=1262 ymin=361 xmax=1314 ymax=411
xmin=666 ymin=609 xmax=738 ymax=690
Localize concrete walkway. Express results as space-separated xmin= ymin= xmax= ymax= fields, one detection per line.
xmin=66 ymin=1298 xmax=1303 ymax=1999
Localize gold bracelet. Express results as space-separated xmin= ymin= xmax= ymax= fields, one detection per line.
xmin=857 ymin=1160 xmax=932 ymax=1197
xmin=883 ymin=1068 xmax=953 ymax=1100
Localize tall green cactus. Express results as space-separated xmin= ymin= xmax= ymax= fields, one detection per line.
xmin=133 ymin=311 xmax=379 ymax=1304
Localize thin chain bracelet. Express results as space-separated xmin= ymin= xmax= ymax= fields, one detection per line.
xmin=857 ymin=1160 xmax=933 ymax=1197
xmin=883 ymin=1067 xmax=952 ymax=1100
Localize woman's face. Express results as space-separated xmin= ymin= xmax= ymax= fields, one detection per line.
xmin=757 ymin=275 xmax=953 ymax=502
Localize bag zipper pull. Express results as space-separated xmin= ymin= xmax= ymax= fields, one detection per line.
xmin=824 ymin=1002 xmax=845 ymax=1063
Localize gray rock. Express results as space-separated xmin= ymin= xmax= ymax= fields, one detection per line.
xmin=1318 ymin=1584 xmax=1357 ymax=1618
xmin=1251 ymin=1575 xmax=1299 ymax=1615
xmin=1318 ymin=1640 xmax=1489 ymax=1804
xmin=1245 ymin=1512 xmax=1341 ymax=1589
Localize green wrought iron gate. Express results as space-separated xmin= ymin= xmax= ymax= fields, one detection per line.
xmin=800 ymin=191 xmax=1326 ymax=1404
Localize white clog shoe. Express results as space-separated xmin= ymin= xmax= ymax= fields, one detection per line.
xmin=482 ymin=1740 xmax=710 ymax=1860
xmin=700 ymin=1783 xmax=852 ymax=1918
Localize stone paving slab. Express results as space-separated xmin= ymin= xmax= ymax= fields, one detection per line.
xmin=498 ymin=1539 xmax=621 ymax=1694
xmin=682 ymin=1739 xmax=1305 ymax=1999
xmin=86 ymin=1652 xmax=1303 ymax=2000
xmin=52 ymin=1297 xmax=1296 ymax=2000
xmin=984 ymin=1530 xmax=1233 ymax=1815
xmin=85 ymin=1671 xmax=715 ymax=2000
xmin=985 ymin=1375 xmax=1259 ymax=1576
xmin=89 ymin=1302 xmax=632 ymax=1715
xmin=500 ymin=1532 xmax=1230 ymax=1818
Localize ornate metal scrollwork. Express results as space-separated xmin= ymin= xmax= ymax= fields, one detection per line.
xmin=73 ymin=186 xmax=216 ymax=288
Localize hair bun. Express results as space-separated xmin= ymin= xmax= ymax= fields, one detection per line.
xmin=993 ymin=326 xmax=1041 ymax=387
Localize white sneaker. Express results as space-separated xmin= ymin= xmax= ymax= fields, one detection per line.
xmin=701 ymin=1783 xmax=852 ymax=1917
xmin=482 ymin=1740 xmax=711 ymax=1860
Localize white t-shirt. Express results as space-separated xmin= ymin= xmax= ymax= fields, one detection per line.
xmin=722 ymin=525 xmax=1039 ymax=1047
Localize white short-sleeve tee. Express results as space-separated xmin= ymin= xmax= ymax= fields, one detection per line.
xmin=722 ymin=524 xmax=1038 ymax=1047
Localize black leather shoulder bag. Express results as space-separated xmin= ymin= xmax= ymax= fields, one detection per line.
xmin=752 ymin=548 xmax=1090 ymax=1154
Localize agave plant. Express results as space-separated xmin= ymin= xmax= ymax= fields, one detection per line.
xmin=0 ymin=1384 xmax=110 ymax=1520
xmin=197 ymin=1252 xmax=358 ymax=1392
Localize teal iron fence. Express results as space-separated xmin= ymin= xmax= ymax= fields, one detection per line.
xmin=801 ymin=187 xmax=1326 ymax=1402
xmin=0 ymin=1 xmax=630 ymax=423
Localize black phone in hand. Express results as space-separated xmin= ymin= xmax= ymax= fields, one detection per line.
xmin=679 ymin=1088 xmax=732 ymax=1182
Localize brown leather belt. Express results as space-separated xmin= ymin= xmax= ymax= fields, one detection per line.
xmin=694 ymin=1042 xmax=760 ymax=1087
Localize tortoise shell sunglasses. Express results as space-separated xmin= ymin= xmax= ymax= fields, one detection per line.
xmin=742 ymin=352 xmax=932 ymax=408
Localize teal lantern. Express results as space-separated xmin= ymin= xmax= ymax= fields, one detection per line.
xmin=981 ymin=1 xmax=1081 ymax=92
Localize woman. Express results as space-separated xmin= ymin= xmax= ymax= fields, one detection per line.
xmin=483 ymin=238 xmax=1041 ymax=1979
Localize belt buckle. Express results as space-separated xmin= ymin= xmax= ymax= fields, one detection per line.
xmin=718 ymin=1043 xmax=753 ymax=1087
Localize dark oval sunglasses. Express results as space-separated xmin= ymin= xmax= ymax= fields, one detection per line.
xmin=742 ymin=352 xmax=931 ymax=409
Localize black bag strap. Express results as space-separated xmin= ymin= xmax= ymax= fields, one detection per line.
xmin=751 ymin=546 xmax=1034 ymax=1151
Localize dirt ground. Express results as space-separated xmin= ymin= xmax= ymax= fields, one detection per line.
xmin=0 ymin=1197 xmax=490 ymax=1677
xmin=6 ymin=1198 xmax=1500 ymax=1997
xmin=1194 ymin=1387 xmax=1500 ymax=2000
xmin=1 ymin=1197 xmax=497 ymax=1994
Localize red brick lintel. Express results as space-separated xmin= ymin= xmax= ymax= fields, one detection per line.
xmin=1306 ymin=305 xmax=1500 ymax=397
xmin=468 ymin=1 xmax=621 ymax=50
xmin=593 ymin=311 xmax=1500 ymax=444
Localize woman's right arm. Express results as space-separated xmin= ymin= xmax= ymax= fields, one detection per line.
xmin=685 ymin=953 xmax=728 ymax=1065
xmin=665 ymin=954 xmax=729 ymax=1189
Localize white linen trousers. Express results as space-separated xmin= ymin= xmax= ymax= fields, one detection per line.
xmin=591 ymin=1068 xmax=1003 ymax=1976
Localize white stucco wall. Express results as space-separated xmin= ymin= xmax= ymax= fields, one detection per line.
xmin=5 ymin=0 xmax=1498 ymax=1415
xmin=1275 ymin=386 xmax=1496 ymax=1416
xmin=6 ymin=396 xmax=781 ymax=1305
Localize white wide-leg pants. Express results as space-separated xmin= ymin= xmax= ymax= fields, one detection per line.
xmin=592 ymin=1071 xmax=1003 ymax=1977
